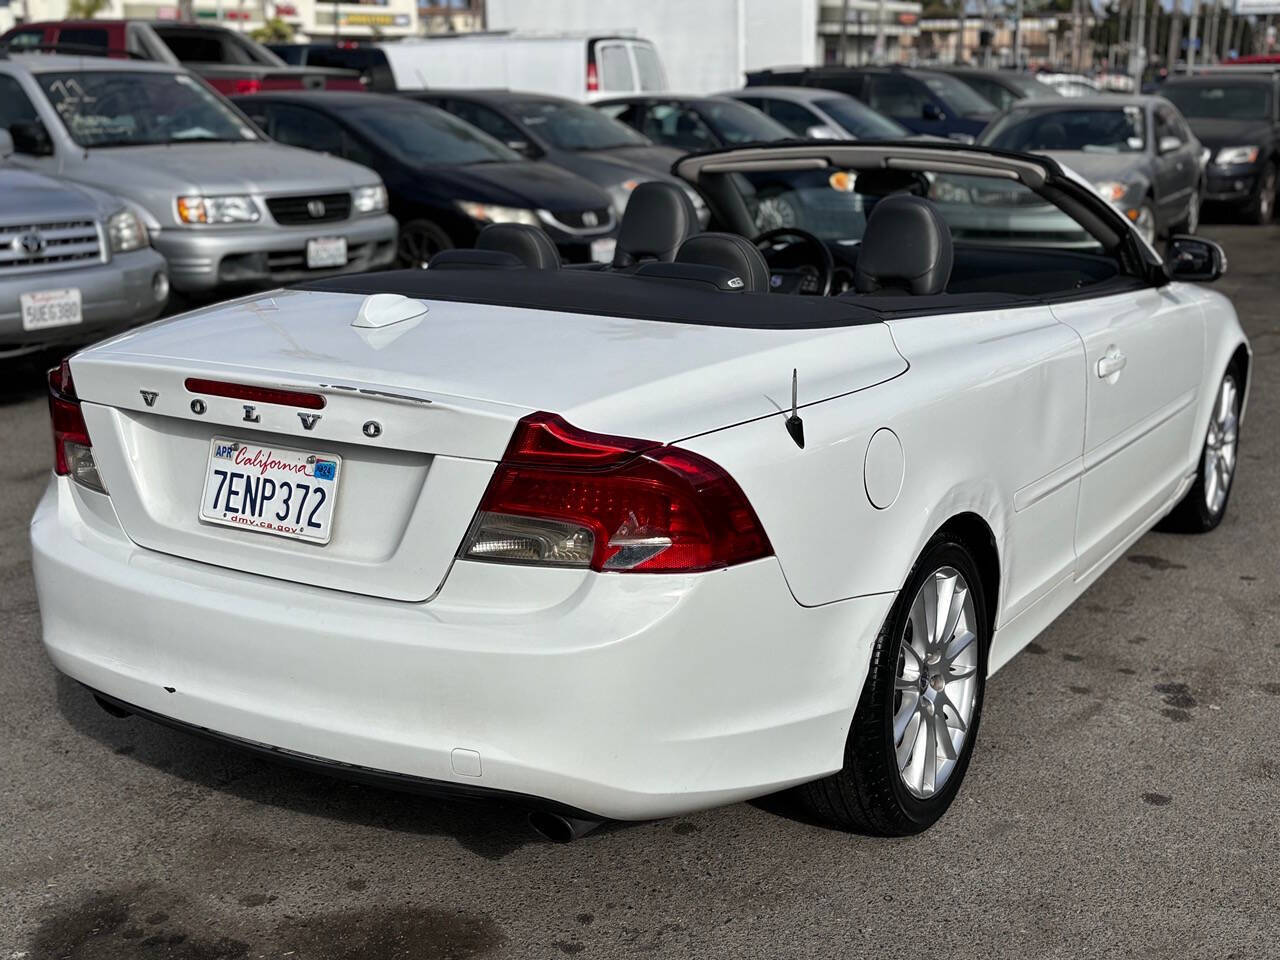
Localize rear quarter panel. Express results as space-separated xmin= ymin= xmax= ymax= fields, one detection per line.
xmin=680 ymin=304 xmax=1086 ymax=621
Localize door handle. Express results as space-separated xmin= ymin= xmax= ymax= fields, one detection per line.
xmin=1097 ymin=349 xmax=1127 ymax=379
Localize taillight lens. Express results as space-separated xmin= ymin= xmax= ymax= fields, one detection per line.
xmin=586 ymin=61 xmax=599 ymax=92
xmin=233 ymin=77 xmax=263 ymax=95
xmin=461 ymin=413 xmax=771 ymax=574
xmin=48 ymin=359 xmax=105 ymax=493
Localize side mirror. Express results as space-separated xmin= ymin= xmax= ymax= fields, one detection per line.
xmin=505 ymin=138 xmax=538 ymax=157
xmin=922 ymin=102 xmax=945 ymax=121
xmin=805 ymin=124 xmax=840 ymax=139
xmin=1165 ymin=235 xmax=1226 ymax=282
xmin=10 ymin=120 xmax=53 ymax=157
xmin=1158 ymin=134 xmax=1182 ymax=154
xmin=0 ymin=129 xmax=13 ymax=160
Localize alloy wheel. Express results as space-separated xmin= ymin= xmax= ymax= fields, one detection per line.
xmin=1187 ymin=188 xmax=1201 ymax=233
xmin=1204 ymin=375 xmax=1240 ymax=516
xmin=397 ymin=227 xmax=447 ymax=269
xmin=892 ymin=566 xmax=980 ymax=799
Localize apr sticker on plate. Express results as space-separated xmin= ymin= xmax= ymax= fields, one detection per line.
xmin=199 ymin=438 xmax=341 ymax=544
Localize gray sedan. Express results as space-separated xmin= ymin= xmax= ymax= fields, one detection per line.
xmin=0 ymin=137 xmax=167 ymax=359
xmin=979 ymin=95 xmax=1205 ymax=244
xmin=0 ymin=54 xmax=397 ymax=299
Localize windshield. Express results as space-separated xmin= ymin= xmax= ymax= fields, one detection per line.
xmin=37 ymin=71 xmax=259 ymax=147
xmin=695 ymin=100 xmax=790 ymax=143
xmin=920 ymin=72 xmax=998 ymax=115
xmin=513 ymin=100 xmax=648 ymax=150
xmin=736 ymin=167 xmax=1098 ymax=251
xmin=814 ymin=97 xmax=906 ymax=138
xmin=341 ymin=101 xmax=519 ymax=165
xmin=1162 ymin=83 xmax=1271 ymax=120
xmin=981 ymin=107 xmax=1147 ymax=153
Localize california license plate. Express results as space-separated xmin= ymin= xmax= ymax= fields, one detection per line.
xmin=199 ymin=438 xmax=341 ymax=544
xmin=21 ymin=288 xmax=82 ymax=331
xmin=306 ymin=236 xmax=347 ymax=269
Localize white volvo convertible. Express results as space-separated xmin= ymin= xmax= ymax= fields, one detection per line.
xmin=32 ymin=143 xmax=1248 ymax=841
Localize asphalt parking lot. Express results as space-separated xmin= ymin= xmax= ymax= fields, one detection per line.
xmin=2 ymin=223 xmax=1278 ymax=960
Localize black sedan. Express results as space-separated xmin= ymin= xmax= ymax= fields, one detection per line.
xmin=980 ymin=96 xmax=1204 ymax=245
xmin=1161 ymin=73 xmax=1280 ymax=223
xmin=234 ymin=92 xmax=618 ymax=265
xmin=400 ymin=90 xmax=695 ymax=221
xmin=594 ymin=95 xmax=792 ymax=152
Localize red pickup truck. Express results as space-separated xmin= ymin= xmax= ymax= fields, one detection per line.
xmin=0 ymin=20 xmax=363 ymax=94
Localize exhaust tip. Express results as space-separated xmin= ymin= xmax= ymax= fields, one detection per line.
xmin=527 ymin=811 xmax=603 ymax=843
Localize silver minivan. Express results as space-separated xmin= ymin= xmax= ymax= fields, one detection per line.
xmin=0 ymin=54 xmax=397 ymax=299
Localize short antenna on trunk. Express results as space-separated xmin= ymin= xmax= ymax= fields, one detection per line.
xmin=785 ymin=368 xmax=805 ymax=450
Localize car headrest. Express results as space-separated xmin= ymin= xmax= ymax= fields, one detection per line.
xmin=613 ymin=181 xmax=700 ymax=268
xmin=428 ymin=248 xmax=525 ymax=271
xmin=854 ymin=195 xmax=953 ymax=297
xmin=476 ymin=223 xmax=560 ymax=270
xmin=675 ymin=232 xmax=770 ymax=293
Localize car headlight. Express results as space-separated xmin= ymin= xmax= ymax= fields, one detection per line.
xmin=1214 ymin=145 xmax=1260 ymax=166
xmin=353 ymin=184 xmax=388 ymax=215
xmin=1094 ymin=181 xmax=1130 ymax=203
xmin=455 ymin=201 xmax=540 ymax=226
xmin=107 ymin=209 xmax=148 ymax=253
xmin=176 ymin=195 xmax=260 ymax=224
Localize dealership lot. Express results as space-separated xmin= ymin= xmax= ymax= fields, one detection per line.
xmin=0 ymin=222 xmax=1276 ymax=957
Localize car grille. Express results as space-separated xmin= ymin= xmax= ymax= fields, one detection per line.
xmin=0 ymin=219 xmax=100 ymax=271
xmin=266 ymin=193 xmax=351 ymax=225
xmin=553 ymin=207 xmax=612 ymax=230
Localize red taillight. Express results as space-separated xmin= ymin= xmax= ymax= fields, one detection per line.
xmin=48 ymin=359 xmax=104 ymax=491
xmin=233 ymin=77 xmax=263 ymax=95
xmin=184 ymin=377 xmax=326 ymax=410
xmin=463 ymin=413 xmax=772 ymax=574
xmin=48 ymin=359 xmax=87 ymax=476
xmin=586 ymin=61 xmax=599 ymax=92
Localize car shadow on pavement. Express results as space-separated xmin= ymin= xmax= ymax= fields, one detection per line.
xmin=51 ymin=673 xmax=599 ymax=860
xmin=0 ymin=351 xmax=62 ymax=406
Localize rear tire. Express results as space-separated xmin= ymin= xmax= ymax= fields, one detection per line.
xmin=1160 ymin=368 xmax=1242 ymax=533
xmin=799 ymin=535 xmax=989 ymax=835
xmin=1174 ymin=184 xmax=1202 ymax=234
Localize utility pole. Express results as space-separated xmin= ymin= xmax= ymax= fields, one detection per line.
xmin=1167 ymin=0 xmax=1184 ymax=69
xmin=875 ymin=0 xmax=887 ymax=62
xmin=1013 ymin=0 xmax=1023 ymax=68
xmin=956 ymin=0 xmax=966 ymax=64
xmin=1188 ymin=0 xmax=1202 ymax=68
xmin=839 ymin=0 xmax=850 ymax=65
xmin=1147 ymin=0 xmax=1160 ymax=71
xmin=1131 ymin=0 xmax=1147 ymax=81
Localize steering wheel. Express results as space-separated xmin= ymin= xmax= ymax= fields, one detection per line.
xmin=752 ymin=227 xmax=835 ymax=296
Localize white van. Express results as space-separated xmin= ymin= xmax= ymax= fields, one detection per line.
xmin=379 ymin=33 xmax=668 ymax=101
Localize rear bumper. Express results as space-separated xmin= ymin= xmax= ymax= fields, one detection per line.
xmin=0 ymin=247 xmax=168 ymax=357
xmin=31 ymin=477 xmax=892 ymax=820
xmin=153 ymin=215 xmax=398 ymax=294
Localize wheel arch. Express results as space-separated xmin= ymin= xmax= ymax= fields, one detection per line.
xmin=931 ymin=512 xmax=1001 ymax=633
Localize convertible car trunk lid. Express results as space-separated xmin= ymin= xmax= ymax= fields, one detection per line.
xmin=68 ymin=288 xmax=906 ymax=601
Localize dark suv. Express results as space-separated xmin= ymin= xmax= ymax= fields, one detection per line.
xmin=1161 ymin=72 xmax=1280 ymax=223
xmin=745 ymin=66 xmax=998 ymax=141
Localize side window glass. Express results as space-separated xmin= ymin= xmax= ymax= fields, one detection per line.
xmin=1155 ymin=107 xmax=1184 ymax=147
xmin=5 ymin=29 xmax=45 ymax=50
xmin=57 ymin=28 xmax=110 ymax=51
xmin=643 ymin=103 xmax=714 ymax=150
xmin=269 ymin=104 xmax=343 ymax=155
xmin=0 ymin=75 xmax=41 ymax=132
xmin=763 ymin=98 xmax=820 ymax=136
xmin=342 ymin=132 xmax=376 ymax=168
xmin=867 ymin=76 xmax=925 ymax=117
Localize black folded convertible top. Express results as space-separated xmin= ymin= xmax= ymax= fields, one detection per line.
xmin=296 ymin=267 xmax=884 ymax=330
